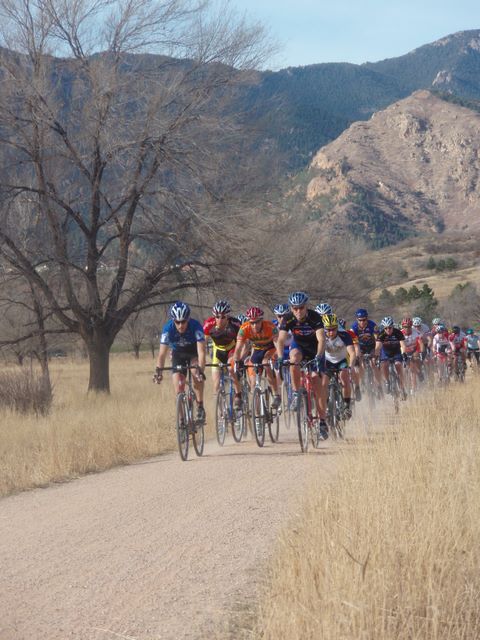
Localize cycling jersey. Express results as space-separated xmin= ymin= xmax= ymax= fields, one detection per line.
xmin=160 ymin=318 xmax=205 ymax=350
xmin=237 ymin=320 xmax=278 ymax=351
xmin=203 ymin=316 xmax=240 ymax=350
xmin=401 ymin=328 xmax=422 ymax=354
xmin=280 ymin=309 xmax=323 ymax=350
xmin=325 ymin=330 xmax=354 ymax=364
xmin=466 ymin=334 xmax=480 ymax=350
xmin=432 ymin=333 xmax=450 ymax=355
xmin=377 ymin=328 xmax=404 ymax=357
xmin=351 ymin=319 xmax=378 ymax=353
xmin=449 ymin=333 xmax=465 ymax=351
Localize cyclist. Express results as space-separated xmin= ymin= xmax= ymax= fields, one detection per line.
xmin=155 ymin=301 xmax=207 ymax=422
xmin=350 ymin=307 xmax=381 ymax=398
xmin=449 ymin=325 xmax=467 ymax=374
xmin=315 ymin=302 xmax=332 ymax=316
xmin=375 ymin=316 xmax=408 ymax=399
xmin=203 ymin=300 xmax=242 ymax=407
xmin=321 ymin=314 xmax=356 ymax=419
xmin=277 ymin=291 xmax=328 ymax=438
xmin=401 ymin=317 xmax=425 ymax=392
xmin=273 ymin=303 xmax=292 ymax=359
xmin=233 ymin=306 xmax=281 ymax=408
xmin=465 ymin=328 xmax=480 ymax=366
xmin=338 ymin=317 xmax=362 ymax=401
xmin=432 ymin=324 xmax=451 ymax=379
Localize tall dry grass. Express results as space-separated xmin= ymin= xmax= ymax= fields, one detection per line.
xmin=0 ymin=354 xmax=215 ymax=497
xmin=255 ymin=379 xmax=480 ymax=639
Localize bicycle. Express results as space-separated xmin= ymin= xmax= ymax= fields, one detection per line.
xmin=361 ymin=353 xmax=377 ymax=409
xmin=434 ymin=352 xmax=450 ymax=387
xmin=244 ymin=362 xmax=279 ymax=447
xmin=384 ymin=357 xmax=404 ymax=414
xmin=206 ymin=363 xmax=243 ymax=445
xmin=326 ymin=368 xmax=348 ymax=440
xmin=450 ymin=352 xmax=466 ymax=383
xmin=281 ymin=360 xmax=322 ymax=453
xmin=156 ymin=365 xmax=205 ymax=461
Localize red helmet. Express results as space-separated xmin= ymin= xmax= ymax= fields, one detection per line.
xmin=246 ymin=306 xmax=264 ymax=321
xmin=402 ymin=317 xmax=413 ymax=328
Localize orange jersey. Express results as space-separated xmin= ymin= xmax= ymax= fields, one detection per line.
xmin=237 ymin=320 xmax=278 ymax=350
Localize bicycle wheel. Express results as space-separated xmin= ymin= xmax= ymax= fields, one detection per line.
xmin=282 ymin=373 xmax=292 ymax=430
xmin=307 ymin=390 xmax=320 ymax=448
xmin=252 ymin=386 xmax=265 ymax=447
xmin=391 ymin=369 xmax=400 ymax=414
xmin=215 ymin=391 xmax=227 ymax=446
xmin=334 ymin=389 xmax=345 ymax=439
xmin=296 ymin=389 xmax=309 ymax=453
xmin=327 ymin=383 xmax=337 ymax=439
xmin=240 ymin=380 xmax=251 ymax=439
xmin=266 ymin=388 xmax=280 ymax=443
xmin=190 ymin=393 xmax=205 ymax=456
xmin=176 ymin=393 xmax=189 ymax=461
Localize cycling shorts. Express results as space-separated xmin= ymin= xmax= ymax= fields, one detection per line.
xmin=289 ymin=341 xmax=317 ymax=362
xmin=172 ymin=345 xmax=197 ymax=376
xmin=246 ymin=347 xmax=276 ymax=378
xmin=380 ymin=350 xmax=402 ymax=363
xmin=325 ymin=358 xmax=349 ymax=373
xmin=212 ymin=344 xmax=234 ymax=366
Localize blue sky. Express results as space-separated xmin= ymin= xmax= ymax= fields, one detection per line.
xmin=234 ymin=0 xmax=480 ymax=69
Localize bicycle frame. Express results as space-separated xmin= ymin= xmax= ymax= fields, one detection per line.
xmin=244 ymin=362 xmax=278 ymax=447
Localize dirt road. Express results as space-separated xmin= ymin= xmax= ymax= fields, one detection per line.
xmin=0 ymin=424 xmax=354 ymax=640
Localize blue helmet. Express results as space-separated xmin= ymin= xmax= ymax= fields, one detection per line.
xmin=355 ymin=308 xmax=368 ymax=319
xmin=273 ymin=303 xmax=290 ymax=316
xmin=237 ymin=314 xmax=248 ymax=324
xmin=170 ymin=301 xmax=190 ymax=321
xmin=315 ymin=302 xmax=332 ymax=315
xmin=288 ymin=291 xmax=309 ymax=306
xmin=381 ymin=316 xmax=394 ymax=328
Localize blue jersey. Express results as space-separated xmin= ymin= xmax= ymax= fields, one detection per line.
xmin=160 ymin=318 xmax=205 ymax=351
xmin=351 ymin=319 xmax=378 ymax=351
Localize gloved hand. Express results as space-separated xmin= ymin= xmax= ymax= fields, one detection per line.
xmin=153 ymin=366 xmax=163 ymax=383
xmin=275 ymin=356 xmax=284 ymax=371
xmin=314 ymin=354 xmax=324 ymax=372
xmin=374 ymin=356 xmax=380 ymax=368
xmin=420 ymin=351 xmax=427 ymax=362
xmin=233 ymin=360 xmax=241 ymax=378
xmin=195 ymin=367 xmax=206 ymax=382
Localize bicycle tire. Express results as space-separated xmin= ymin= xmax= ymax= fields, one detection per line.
xmin=296 ymin=389 xmax=309 ymax=453
xmin=176 ymin=393 xmax=189 ymax=461
xmin=190 ymin=393 xmax=205 ymax=456
xmin=240 ymin=380 xmax=251 ymax=440
xmin=266 ymin=388 xmax=280 ymax=443
xmin=327 ymin=383 xmax=337 ymax=438
xmin=282 ymin=374 xmax=292 ymax=430
xmin=215 ymin=391 xmax=227 ymax=446
xmin=308 ymin=390 xmax=320 ymax=448
xmin=390 ymin=367 xmax=400 ymax=414
xmin=334 ymin=388 xmax=345 ymax=439
xmin=252 ymin=386 xmax=265 ymax=447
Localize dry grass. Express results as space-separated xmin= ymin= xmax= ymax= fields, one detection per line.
xmin=255 ymin=379 xmax=480 ymax=639
xmin=0 ymin=354 xmax=215 ymax=497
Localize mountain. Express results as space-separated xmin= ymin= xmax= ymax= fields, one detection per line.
xmin=289 ymin=90 xmax=480 ymax=248
xmin=248 ymin=30 xmax=480 ymax=168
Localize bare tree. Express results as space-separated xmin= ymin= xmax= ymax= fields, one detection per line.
xmin=0 ymin=0 xmax=274 ymax=392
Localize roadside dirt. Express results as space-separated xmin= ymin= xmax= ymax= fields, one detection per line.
xmin=0 ymin=417 xmax=370 ymax=640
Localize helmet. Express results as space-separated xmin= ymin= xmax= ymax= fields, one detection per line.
xmin=437 ymin=324 xmax=447 ymax=333
xmin=315 ymin=302 xmax=332 ymax=315
xmin=246 ymin=306 xmax=264 ymax=321
xmin=432 ymin=317 xmax=441 ymax=326
xmin=212 ymin=300 xmax=231 ymax=316
xmin=401 ymin=317 xmax=413 ymax=328
xmin=237 ymin=314 xmax=248 ymax=324
xmin=273 ymin=303 xmax=290 ymax=316
xmin=381 ymin=316 xmax=394 ymax=328
xmin=412 ymin=317 xmax=422 ymax=326
xmin=322 ymin=313 xmax=338 ymax=329
xmin=452 ymin=325 xmax=460 ymax=334
xmin=338 ymin=317 xmax=346 ymax=329
xmin=466 ymin=328 xmax=474 ymax=335
xmin=288 ymin=291 xmax=309 ymax=306
xmin=355 ymin=308 xmax=368 ymax=319
xmin=170 ymin=301 xmax=190 ymax=321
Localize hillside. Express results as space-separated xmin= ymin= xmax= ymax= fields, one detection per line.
xmin=290 ymin=91 xmax=480 ymax=247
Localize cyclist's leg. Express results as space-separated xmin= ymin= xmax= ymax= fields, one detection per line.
xmin=171 ymin=349 xmax=189 ymax=395
xmin=263 ymin=348 xmax=280 ymax=395
xmin=288 ymin=346 xmax=303 ymax=391
xmin=338 ymin=361 xmax=351 ymax=399
xmin=211 ymin=345 xmax=222 ymax=394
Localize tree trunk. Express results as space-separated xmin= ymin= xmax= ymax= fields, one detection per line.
xmin=86 ymin=333 xmax=112 ymax=393
xmin=133 ymin=343 xmax=140 ymax=359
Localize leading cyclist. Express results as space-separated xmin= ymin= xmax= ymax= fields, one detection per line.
xmin=155 ymin=301 xmax=207 ymax=422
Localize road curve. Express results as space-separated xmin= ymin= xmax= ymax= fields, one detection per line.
xmin=0 ymin=424 xmax=351 ymax=640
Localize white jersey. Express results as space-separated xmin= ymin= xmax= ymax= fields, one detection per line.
xmin=432 ymin=333 xmax=450 ymax=355
xmin=325 ymin=332 xmax=351 ymax=364
xmin=402 ymin=328 xmax=422 ymax=353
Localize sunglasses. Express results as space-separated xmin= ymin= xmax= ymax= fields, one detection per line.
xmin=358 ymin=318 xmax=368 ymax=322
xmin=292 ymin=305 xmax=306 ymax=311
xmin=250 ymin=319 xmax=263 ymax=325
xmin=326 ymin=327 xmax=338 ymax=332
xmin=174 ymin=319 xmax=188 ymax=325
xmin=214 ymin=314 xmax=228 ymax=319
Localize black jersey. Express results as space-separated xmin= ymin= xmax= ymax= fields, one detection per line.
xmin=377 ymin=328 xmax=405 ymax=356
xmin=280 ymin=309 xmax=324 ymax=349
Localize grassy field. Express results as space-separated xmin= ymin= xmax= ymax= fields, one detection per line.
xmin=254 ymin=377 xmax=480 ymax=639
xmin=0 ymin=354 xmax=215 ymax=497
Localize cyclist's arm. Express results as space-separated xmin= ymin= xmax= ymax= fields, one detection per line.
xmin=375 ymin=339 xmax=382 ymax=357
xmin=346 ymin=344 xmax=356 ymax=366
xmin=233 ymin=336 xmax=246 ymax=361
xmin=196 ymin=340 xmax=206 ymax=371
xmin=315 ymin=327 xmax=325 ymax=356
xmin=399 ymin=337 xmax=406 ymax=354
xmin=156 ymin=342 xmax=169 ymax=369
xmin=276 ymin=329 xmax=287 ymax=358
